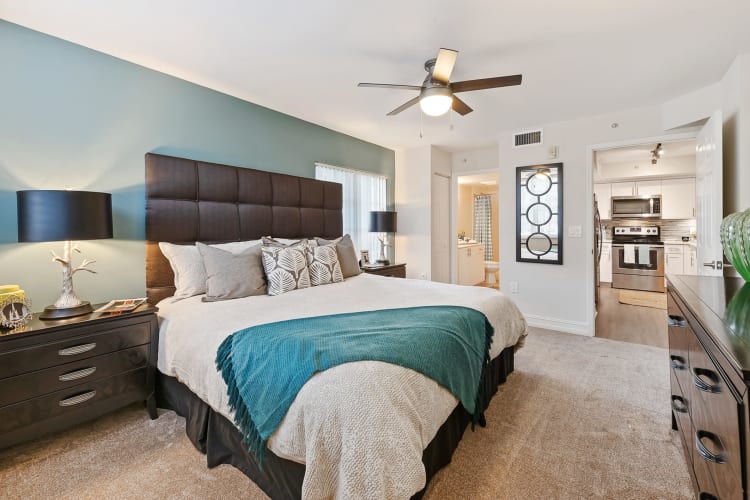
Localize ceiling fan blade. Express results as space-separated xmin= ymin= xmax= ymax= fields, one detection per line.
xmin=451 ymin=74 xmax=522 ymax=93
xmin=358 ymin=83 xmax=422 ymax=91
xmin=431 ymin=48 xmax=458 ymax=84
xmin=387 ymin=96 xmax=421 ymax=116
xmin=452 ymin=96 xmax=473 ymax=116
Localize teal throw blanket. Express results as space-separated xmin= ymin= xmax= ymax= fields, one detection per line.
xmin=215 ymin=305 xmax=494 ymax=462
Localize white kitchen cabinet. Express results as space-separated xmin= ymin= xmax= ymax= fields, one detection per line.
xmin=661 ymin=178 xmax=696 ymax=219
xmin=457 ymin=244 xmax=486 ymax=285
xmin=594 ymin=184 xmax=612 ymax=219
xmin=609 ymin=180 xmax=662 ymax=197
xmin=610 ymin=182 xmax=636 ymax=197
xmin=599 ymin=242 xmax=612 ymax=282
xmin=684 ymin=245 xmax=698 ymax=275
xmin=665 ymin=245 xmax=685 ymax=275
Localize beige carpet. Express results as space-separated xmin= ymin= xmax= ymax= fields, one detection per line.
xmin=0 ymin=328 xmax=692 ymax=499
xmin=618 ymin=289 xmax=668 ymax=309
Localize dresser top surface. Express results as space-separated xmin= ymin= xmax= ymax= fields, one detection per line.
xmin=0 ymin=304 xmax=157 ymax=341
xmin=668 ymin=274 xmax=750 ymax=378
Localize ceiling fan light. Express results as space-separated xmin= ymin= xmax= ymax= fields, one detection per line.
xmin=419 ymin=87 xmax=453 ymax=116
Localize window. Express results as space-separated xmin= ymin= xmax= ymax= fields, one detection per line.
xmin=315 ymin=163 xmax=386 ymax=257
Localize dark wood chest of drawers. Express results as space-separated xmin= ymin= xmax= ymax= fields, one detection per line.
xmin=668 ymin=275 xmax=750 ymax=500
xmin=0 ymin=305 xmax=158 ymax=449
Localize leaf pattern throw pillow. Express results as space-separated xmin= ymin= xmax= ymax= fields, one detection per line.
xmin=261 ymin=245 xmax=311 ymax=296
xmin=307 ymin=244 xmax=344 ymax=286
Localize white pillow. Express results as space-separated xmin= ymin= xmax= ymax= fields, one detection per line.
xmin=159 ymin=239 xmax=262 ymax=300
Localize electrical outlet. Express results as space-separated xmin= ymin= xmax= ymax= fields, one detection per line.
xmin=509 ymin=281 xmax=518 ymax=293
xmin=419 ymin=272 xmax=426 ymax=280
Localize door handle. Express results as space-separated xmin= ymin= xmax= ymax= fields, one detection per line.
xmin=670 ymin=355 xmax=687 ymax=371
xmin=693 ymin=368 xmax=721 ymax=393
xmin=58 ymin=343 xmax=96 ymax=356
xmin=695 ymin=430 xmax=726 ymax=464
xmin=671 ymin=395 xmax=688 ymax=413
xmin=703 ymin=261 xmax=723 ymax=270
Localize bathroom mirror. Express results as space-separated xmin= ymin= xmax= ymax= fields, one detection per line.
xmin=516 ymin=163 xmax=563 ymax=264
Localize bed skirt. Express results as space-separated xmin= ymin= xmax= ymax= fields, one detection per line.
xmin=155 ymin=346 xmax=515 ymax=500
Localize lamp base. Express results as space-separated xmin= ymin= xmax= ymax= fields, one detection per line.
xmin=376 ymin=259 xmax=391 ymax=265
xmin=40 ymin=302 xmax=94 ymax=320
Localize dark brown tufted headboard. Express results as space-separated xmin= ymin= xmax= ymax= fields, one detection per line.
xmin=144 ymin=153 xmax=343 ymax=304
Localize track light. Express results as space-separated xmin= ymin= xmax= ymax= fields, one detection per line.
xmin=650 ymin=143 xmax=664 ymax=165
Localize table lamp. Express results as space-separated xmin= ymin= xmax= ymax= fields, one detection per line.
xmin=17 ymin=190 xmax=113 ymax=319
xmin=369 ymin=211 xmax=397 ymax=265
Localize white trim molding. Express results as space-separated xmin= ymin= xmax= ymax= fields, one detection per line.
xmin=524 ymin=313 xmax=594 ymax=336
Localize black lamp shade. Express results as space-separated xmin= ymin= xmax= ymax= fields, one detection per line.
xmin=369 ymin=211 xmax=397 ymax=233
xmin=17 ymin=190 xmax=113 ymax=242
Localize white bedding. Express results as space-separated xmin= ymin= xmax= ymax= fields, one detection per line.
xmin=157 ymin=273 xmax=527 ymax=499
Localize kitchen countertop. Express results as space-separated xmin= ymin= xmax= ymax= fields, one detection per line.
xmin=457 ymin=242 xmax=485 ymax=248
xmin=663 ymin=239 xmax=697 ymax=248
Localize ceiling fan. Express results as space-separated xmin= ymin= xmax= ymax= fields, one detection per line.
xmin=358 ymin=48 xmax=522 ymax=117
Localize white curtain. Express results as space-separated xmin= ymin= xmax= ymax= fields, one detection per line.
xmin=315 ymin=163 xmax=386 ymax=259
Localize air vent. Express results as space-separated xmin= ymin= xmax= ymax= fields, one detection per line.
xmin=513 ymin=129 xmax=543 ymax=147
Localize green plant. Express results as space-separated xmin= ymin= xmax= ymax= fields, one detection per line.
xmin=458 ymin=231 xmax=466 ymax=240
xmin=720 ymin=208 xmax=750 ymax=282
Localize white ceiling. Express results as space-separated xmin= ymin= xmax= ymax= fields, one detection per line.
xmin=3 ymin=1 xmax=750 ymax=152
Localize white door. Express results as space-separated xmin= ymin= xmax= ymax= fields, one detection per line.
xmin=431 ymin=174 xmax=451 ymax=283
xmin=695 ymin=111 xmax=724 ymax=276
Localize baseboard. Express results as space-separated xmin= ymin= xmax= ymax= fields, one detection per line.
xmin=524 ymin=314 xmax=594 ymax=336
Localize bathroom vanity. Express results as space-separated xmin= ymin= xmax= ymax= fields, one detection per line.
xmin=457 ymin=242 xmax=486 ymax=285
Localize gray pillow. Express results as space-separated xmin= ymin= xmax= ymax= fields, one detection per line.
xmin=261 ymin=245 xmax=311 ymax=296
xmin=196 ymin=242 xmax=267 ymax=301
xmin=315 ymin=234 xmax=362 ymax=278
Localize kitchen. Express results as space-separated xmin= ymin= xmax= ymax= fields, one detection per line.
xmin=594 ymin=139 xmax=697 ymax=347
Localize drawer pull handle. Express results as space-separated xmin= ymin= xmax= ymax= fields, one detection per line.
xmin=59 ymin=366 xmax=97 ymax=382
xmin=699 ymin=494 xmax=718 ymax=500
xmin=58 ymin=343 xmax=96 ymax=356
xmin=693 ymin=368 xmax=721 ymax=393
xmin=670 ymin=355 xmax=686 ymax=371
xmin=695 ymin=430 xmax=726 ymax=464
xmin=58 ymin=390 xmax=96 ymax=407
xmin=671 ymin=395 xmax=688 ymax=413
xmin=667 ymin=315 xmax=686 ymax=328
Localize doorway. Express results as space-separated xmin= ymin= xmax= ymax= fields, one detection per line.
xmin=455 ymin=172 xmax=499 ymax=289
xmin=592 ymin=138 xmax=698 ymax=348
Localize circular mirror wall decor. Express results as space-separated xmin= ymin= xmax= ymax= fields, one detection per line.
xmin=526 ymin=232 xmax=552 ymax=255
xmin=526 ymin=202 xmax=553 ymax=226
xmin=526 ymin=171 xmax=552 ymax=196
xmin=516 ymin=163 xmax=563 ymax=264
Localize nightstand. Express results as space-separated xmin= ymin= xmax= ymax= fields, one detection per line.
xmin=0 ymin=304 xmax=159 ymax=449
xmin=362 ymin=263 xmax=406 ymax=278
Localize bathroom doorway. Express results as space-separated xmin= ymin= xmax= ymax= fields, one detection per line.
xmin=455 ymin=172 xmax=500 ymax=288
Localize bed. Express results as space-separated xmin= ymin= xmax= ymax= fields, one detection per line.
xmin=145 ymin=153 xmax=528 ymax=499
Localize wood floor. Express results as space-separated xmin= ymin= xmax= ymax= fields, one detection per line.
xmin=595 ymin=283 xmax=668 ymax=348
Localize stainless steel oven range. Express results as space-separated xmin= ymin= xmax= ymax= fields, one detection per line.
xmin=611 ymin=225 xmax=665 ymax=293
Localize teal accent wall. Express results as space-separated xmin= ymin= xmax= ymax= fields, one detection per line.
xmin=0 ymin=21 xmax=395 ymax=309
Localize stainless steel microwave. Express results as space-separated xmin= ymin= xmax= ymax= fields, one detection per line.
xmin=611 ymin=195 xmax=662 ymax=219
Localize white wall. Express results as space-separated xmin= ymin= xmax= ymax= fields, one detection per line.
xmin=720 ymin=53 xmax=750 ymax=215
xmin=660 ymin=52 xmax=750 ymax=215
xmin=497 ymin=105 xmax=677 ymax=334
xmin=595 ymin=154 xmax=695 ymax=181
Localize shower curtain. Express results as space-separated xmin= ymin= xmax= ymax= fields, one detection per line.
xmin=473 ymin=195 xmax=493 ymax=261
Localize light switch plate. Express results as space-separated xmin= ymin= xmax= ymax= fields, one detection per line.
xmin=568 ymin=225 xmax=582 ymax=238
